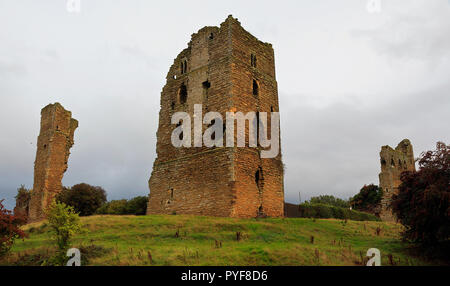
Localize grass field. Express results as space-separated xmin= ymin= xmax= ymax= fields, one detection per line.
xmin=1 ymin=215 xmax=442 ymax=266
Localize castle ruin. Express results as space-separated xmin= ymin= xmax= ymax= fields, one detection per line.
xmin=147 ymin=16 xmax=284 ymax=218
xmin=378 ymin=139 xmax=415 ymax=221
xmin=28 ymin=103 xmax=78 ymax=222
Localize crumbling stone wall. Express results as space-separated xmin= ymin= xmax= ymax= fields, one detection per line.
xmin=378 ymin=139 xmax=415 ymax=221
xmin=147 ymin=16 xmax=284 ymax=218
xmin=28 ymin=103 xmax=78 ymax=222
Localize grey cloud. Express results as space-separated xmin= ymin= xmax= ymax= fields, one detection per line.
xmin=351 ymin=3 xmax=450 ymax=63
xmin=281 ymin=81 xmax=450 ymax=204
xmin=0 ymin=60 xmax=27 ymax=77
xmin=1 ymin=0 xmax=449 ymax=210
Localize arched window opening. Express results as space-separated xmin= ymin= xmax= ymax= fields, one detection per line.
xmin=381 ymin=158 xmax=386 ymax=166
xmin=180 ymin=60 xmax=188 ymax=74
xmin=253 ymin=79 xmax=259 ymax=96
xmin=391 ymin=158 xmax=395 ymax=167
xmin=209 ymin=33 xmax=214 ymax=40
xmin=202 ymin=80 xmax=210 ymax=97
xmin=258 ymin=205 xmax=264 ymax=216
xmin=179 ymin=83 xmax=188 ymax=104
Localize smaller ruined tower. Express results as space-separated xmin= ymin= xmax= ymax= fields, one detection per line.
xmin=28 ymin=103 xmax=78 ymax=222
xmin=378 ymin=139 xmax=415 ymax=221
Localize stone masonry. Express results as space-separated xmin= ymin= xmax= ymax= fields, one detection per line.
xmin=147 ymin=16 xmax=284 ymax=218
xmin=28 ymin=103 xmax=78 ymax=222
xmin=378 ymin=139 xmax=415 ymax=221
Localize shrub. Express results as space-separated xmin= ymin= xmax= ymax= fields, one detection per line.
xmin=96 ymin=199 xmax=128 ymax=215
xmin=57 ymin=183 xmax=107 ymax=216
xmin=0 ymin=199 xmax=27 ymax=257
xmin=96 ymin=196 xmax=148 ymax=216
xmin=14 ymin=185 xmax=31 ymax=220
xmin=309 ymin=195 xmax=349 ymax=208
xmin=391 ymin=142 xmax=449 ymax=245
xmin=125 ymin=196 xmax=148 ymax=215
xmin=350 ymin=184 xmax=383 ymax=211
xmin=298 ymin=203 xmax=380 ymax=221
xmin=44 ymin=201 xmax=84 ymax=265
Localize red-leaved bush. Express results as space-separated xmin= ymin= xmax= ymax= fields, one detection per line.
xmin=391 ymin=142 xmax=450 ymax=245
xmin=0 ymin=199 xmax=27 ymax=257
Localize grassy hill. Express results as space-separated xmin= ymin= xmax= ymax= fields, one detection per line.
xmin=1 ymin=215 xmax=441 ymax=266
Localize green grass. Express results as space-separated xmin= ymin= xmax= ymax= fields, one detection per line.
xmin=1 ymin=215 xmax=442 ymax=266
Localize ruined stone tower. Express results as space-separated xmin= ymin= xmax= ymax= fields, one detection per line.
xmin=28 ymin=103 xmax=78 ymax=222
xmin=378 ymin=139 xmax=415 ymax=221
xmin=147 ymin=16 xmax=284 ymax=218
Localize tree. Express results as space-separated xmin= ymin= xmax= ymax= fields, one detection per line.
xmin=45 ymin=201 xmax=84 ymax=265
xmin=0 ymin=199 xmax=27 ymax=257
xmin=125 ymin=196 xmax=148 ymax=215
xmin=309 ymin=195 xmax=349 ymax=208
xmin=96 ymin=199 xmax=128 ymax=215
xmin=14 ymin=185 xmax=31 ymax=220
xmin=57 ymin=183 xmax=107 ymax=216
xmin=350 ymin=184 xmax=383 ymax=211
xmin=96 ymin=196 xmax=148 ymax=215
xmin=391 ymin=142 xmax=449 ymax=245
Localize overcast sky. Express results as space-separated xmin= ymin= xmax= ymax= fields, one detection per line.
xmin=1 ymin=0 xmax=449 ymax=210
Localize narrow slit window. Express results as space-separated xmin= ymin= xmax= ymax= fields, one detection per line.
xmin=251 ymin=54 xmax=257 ymax=68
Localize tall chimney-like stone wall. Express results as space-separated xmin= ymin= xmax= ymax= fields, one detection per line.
xmin=28 ymin=103 xmax=78 ymax=222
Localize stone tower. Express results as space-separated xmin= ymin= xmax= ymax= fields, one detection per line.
xmin=378 ymin=139 xmax=415 ymax=221
xmin=147 ymin=16 xmax=284 ymax=218
xmin=28 ymin=103 xmax=78 ymax=222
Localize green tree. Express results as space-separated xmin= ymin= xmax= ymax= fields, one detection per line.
xmin=392 ymin=142 xmax=449 ymax=247
xmin=96 ymin=196 xmax=148 ymax=215
xmin=57 ymin=183 xmax=107 ymax=216
xmin=14 ymin=185 xmax=31 ymax=220
xmin=125 ymin=196 xmax=148 ymax=215
xmin=309 ymin=195 xmax=349 ymax=208
xmin=96 ymin=199 xmax=128 ymax=215
xmin=45 ymin=201 xmax=84 ymax=265
xmin=350 ymin=184 xmax=383 ymax=211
